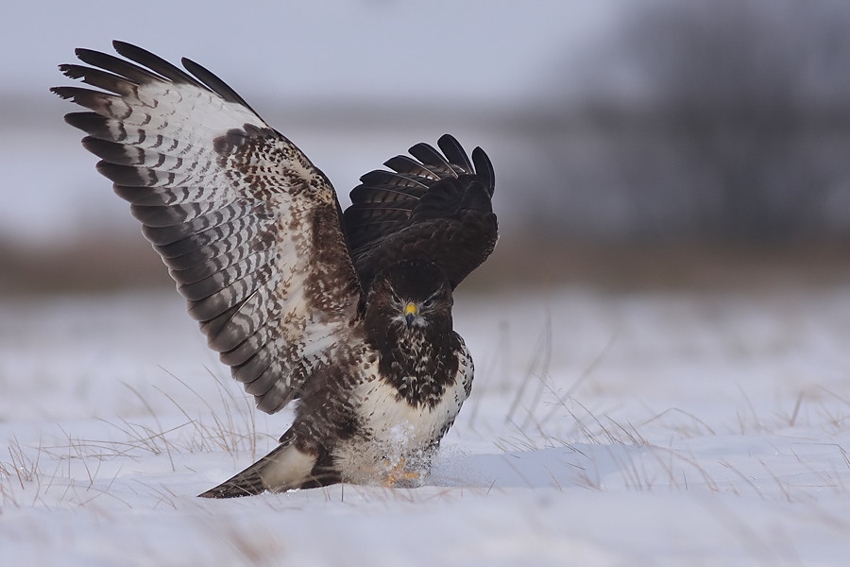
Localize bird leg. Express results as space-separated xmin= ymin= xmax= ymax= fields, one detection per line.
xmin=382 ymin=457 xmax=420 ymax=487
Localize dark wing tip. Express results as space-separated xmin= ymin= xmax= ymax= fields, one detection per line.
xmin=111 ymin=40 xmax=205 ymax=87
xmin=56 ymin=63 xmax=75 ymax=78
xmin=111 ymin=40 xmax=156 ymax=64
xmin=74 ymin=47 xmax=118 ymax=67
xmin=344 ymin=134 xmax=498 ymax=289
xmin=56 ymin=41 xmax=263 ymax=119
xmin=62 ymin=112 xmax=112 ymax=139
xmin=436 ymin=134 xmax=474 ymax=173
xmin=95 ymin=160 xmax=149 ymax=186
xmin=181 ymin=56 xmax=256 ymax=112
xmin=408 ymin=141 xmax=454 ymax=175
xmin=471 ymin=146 xmax=495 ymax=197
xmin=50 ymin=85 xmax=77 ymax=100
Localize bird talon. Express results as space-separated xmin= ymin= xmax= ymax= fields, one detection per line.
xmin=382 ymin=457 xmax=421 ymax=487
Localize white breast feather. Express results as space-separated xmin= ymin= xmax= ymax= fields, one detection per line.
xmin=333 ymin=342 xmax=474 ymax=483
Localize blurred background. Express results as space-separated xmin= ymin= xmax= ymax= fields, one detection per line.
xmin=2 ymin=0 xmax=849 ymax=294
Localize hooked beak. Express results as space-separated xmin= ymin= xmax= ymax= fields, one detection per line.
xmin=404 ymin=302 xmax=418 ymax=328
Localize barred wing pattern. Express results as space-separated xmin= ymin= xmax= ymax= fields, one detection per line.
xmin=52 ymin=41 xmax=361 ymax=413
xmin=344 ymin=134 xmax=497 ymax=289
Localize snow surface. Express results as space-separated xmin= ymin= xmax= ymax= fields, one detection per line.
xmin=2 ymin=286 xmax=850 ymax=565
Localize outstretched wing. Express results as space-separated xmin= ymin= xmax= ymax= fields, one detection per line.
xmin=343 ymin=134 xmax=497 ymax=290
xmin=52 ymin=41 xmax=361 ymax=413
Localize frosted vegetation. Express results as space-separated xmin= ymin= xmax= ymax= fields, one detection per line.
xmin=2 ymin=287 xmax=849 ymax=565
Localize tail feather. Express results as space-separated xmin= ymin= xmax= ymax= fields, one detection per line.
xmin=198 ymin=441 xmax=319 ymax=498
xmin=198 ymin=445 xmax=283 ymax=498
xmin=198 ymin=469 xmax=265 ymax=498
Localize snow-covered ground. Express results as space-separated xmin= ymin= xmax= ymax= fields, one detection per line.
xmin=2 ymin=285 xmax=850 ymax=565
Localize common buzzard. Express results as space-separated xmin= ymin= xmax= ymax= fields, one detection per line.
xmin=52 ymin=41 xmax=497 ymax=497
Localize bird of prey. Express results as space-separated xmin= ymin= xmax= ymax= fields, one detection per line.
xmin=52 ymin=41 xmax=497 ymax=497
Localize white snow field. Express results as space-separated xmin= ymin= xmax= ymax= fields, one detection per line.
xmin=2 ymin=285 xmax=850 ymax=566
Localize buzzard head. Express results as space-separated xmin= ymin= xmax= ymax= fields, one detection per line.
xmin=363 ymin=259 xmax=453 ymax=339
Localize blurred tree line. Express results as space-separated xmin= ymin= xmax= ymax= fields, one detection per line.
xmin=508 ymin=0 xmax=850 ymax=243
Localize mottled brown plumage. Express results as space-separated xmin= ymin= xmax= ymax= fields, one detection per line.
xmin=53 ymin=41 xmax=497 ymax=497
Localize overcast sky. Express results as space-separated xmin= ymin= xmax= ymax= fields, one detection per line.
xmin=0 ymin=0 xmax=628 ymax=110
xmin=0 ymin=1 xmax=629 ymax=245
xmin=3 ymin=2 xmax=846 ymax=250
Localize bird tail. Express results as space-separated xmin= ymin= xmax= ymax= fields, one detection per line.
xmin=198 ymin=444 xmax=285 ymax=498
xmin=198 ymin=440 xmax=318 ymax=498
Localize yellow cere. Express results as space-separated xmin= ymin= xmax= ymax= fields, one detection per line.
xmin=404 ymin=302 xmax=418 ymax=316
